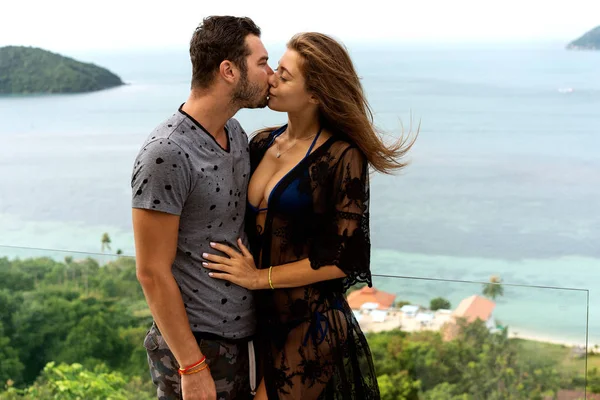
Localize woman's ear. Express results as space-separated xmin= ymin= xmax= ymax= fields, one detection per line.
xmin=309 ymin=94 xmax=319 ymax=105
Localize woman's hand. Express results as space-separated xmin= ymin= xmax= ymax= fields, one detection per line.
xmin=202 ymin=239 xmax=265 ymax=290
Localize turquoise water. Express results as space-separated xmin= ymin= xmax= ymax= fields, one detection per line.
xmin=1 ymin=44 xmax=598 ymax=343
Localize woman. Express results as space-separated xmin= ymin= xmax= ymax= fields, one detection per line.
xmin=202 ymin=32 xmax=416 ymax=399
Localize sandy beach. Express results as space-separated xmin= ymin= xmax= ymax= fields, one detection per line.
xmin=357 ymin=308 xmax=590 ymax=350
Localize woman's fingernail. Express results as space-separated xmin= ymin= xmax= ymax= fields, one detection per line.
xmin=210 ymin=242 xmax=216 ymax=247
xmin=202 ymin=262 xmax=208 ymax=267
xmin=208 ymin=272 xmax=214 ymax=277
xmin=202 ymin=253 xmax=208 ymax=258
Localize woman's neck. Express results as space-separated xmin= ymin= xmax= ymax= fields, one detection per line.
xmin=285 ymin=109 xmax=320 ymax=140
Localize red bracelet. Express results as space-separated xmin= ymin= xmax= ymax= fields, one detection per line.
xmin=178 ymin=356 xmax=206 ymax=373
xmin=179 ymin=363 xmax=209 ymax=376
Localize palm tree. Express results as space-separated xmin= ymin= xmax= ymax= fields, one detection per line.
xmin=482 ymin=275 xmax=504 ymax=300
xmin=63 ymin=256 xmax=73 ymax=285
xmin=101 ymin=233 xmax=112 ymax=252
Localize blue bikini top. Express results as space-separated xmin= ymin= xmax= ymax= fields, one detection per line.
xmin=248 ymin=125 xmax=322 ymax=214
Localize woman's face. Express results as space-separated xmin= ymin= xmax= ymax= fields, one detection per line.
xmin=267 ymin=49 xmax=317 ymax=113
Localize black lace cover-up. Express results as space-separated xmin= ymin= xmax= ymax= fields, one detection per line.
xmin=246 ymin=129 xmax=380 ymax=399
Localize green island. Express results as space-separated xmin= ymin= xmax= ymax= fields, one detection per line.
xmin=0 ymin=245 xmax=597 ymax=399
xmin=0 ymin=46 xmax=124 ymax=94
xmin=567 ymin=25 xmax=600 ymax=50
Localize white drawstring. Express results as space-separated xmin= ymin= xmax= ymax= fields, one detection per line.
xmin=248 ymin=340 xmax=256 ymax=395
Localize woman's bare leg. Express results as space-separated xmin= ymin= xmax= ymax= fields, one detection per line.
xmin=254 ymin=378 xmax=268 ymax=399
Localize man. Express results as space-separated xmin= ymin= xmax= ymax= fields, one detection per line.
xmin=131 ymin=16 xmax=273 ymax=400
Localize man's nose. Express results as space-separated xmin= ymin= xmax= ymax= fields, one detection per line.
xmin=268 ymin=73 xmax=277 ymax=87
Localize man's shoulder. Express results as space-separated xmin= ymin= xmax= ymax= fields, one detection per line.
xmin=134 ymin=115 xmax=191 ymax=166
xmin=138 ymin=113 xmax=190 ymax=153
xmin=148 ymin=113 xmax=186 ymax=141
xmin=226 ymin=118 xmax=246 ymax=138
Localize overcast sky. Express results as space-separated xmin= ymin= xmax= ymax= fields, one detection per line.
xmin=1 ymin=0 xmax=599 ymax=52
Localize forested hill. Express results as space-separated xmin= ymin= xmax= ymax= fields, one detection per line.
xmin=0 ymin=46 xmax=124 ymax=94
xmin=567 ymin=25 xmax=600 ymax=50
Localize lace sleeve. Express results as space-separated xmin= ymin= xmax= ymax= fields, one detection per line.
xmin=309 ymin=146 xmax=372 ymax=291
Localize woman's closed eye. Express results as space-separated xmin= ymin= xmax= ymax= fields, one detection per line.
xmin=274 ymin=68 xmax=288 ymax=82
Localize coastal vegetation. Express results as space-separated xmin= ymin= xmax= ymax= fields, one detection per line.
xmin=0 ymin=255 xmax=594 ymax=399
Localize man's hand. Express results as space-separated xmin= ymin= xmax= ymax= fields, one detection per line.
xmin=181 ymin=368 xmax=217 ymax=400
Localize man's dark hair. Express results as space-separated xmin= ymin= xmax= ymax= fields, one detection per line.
xmin=190 ymin=16 xmax=261 ymax=89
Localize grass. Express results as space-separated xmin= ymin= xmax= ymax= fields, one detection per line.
xmin=512 ymin=338 xmax=600 ymax=377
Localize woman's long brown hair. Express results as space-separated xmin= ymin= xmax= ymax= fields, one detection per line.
xmin=288 ymin=32 xmax=418 ymax=173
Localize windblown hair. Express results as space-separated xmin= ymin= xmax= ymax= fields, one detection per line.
xmin=287 ymin=32 xmax=418 ymax=173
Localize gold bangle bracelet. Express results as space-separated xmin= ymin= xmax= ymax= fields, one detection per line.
xmin=268 ymin=266 xmax=275 ymax=290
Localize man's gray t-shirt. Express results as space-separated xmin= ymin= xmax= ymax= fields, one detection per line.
xmin=131 ymin=106 xmax=254 ymax=339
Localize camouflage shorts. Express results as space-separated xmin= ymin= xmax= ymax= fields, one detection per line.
xmin=144 ymin=323 xmax=254 ymax=400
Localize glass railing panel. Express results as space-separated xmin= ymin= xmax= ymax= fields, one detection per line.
xmin=0 ymin=246 xmax=591 ymax=400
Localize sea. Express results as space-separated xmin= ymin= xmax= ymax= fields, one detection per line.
xmin=1 ymin=42 xmax=599 ymax=345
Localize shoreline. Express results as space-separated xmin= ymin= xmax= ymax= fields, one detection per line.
xmin=357 ymin=308 xmax=593 ymax=349
xmin=507 ymin=328 xmax=590 ymax=348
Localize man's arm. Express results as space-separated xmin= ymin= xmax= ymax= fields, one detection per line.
xmin=133 ymin=208 xmax=201 ymax=365
xmin=133 ymin=208 xmax=215 ymax=399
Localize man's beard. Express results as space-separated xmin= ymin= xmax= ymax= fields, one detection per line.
xmin=231 ymin=71 xmax=268 ymax=109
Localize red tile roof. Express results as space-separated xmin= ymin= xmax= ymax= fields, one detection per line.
xmin=347 ymin=286 xmax=396 ymax=310
xmin=453 ymin=295 xmax=496 ymax=323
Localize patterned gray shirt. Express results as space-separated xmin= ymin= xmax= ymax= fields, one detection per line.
xmin=131 ymin=106 xmax=254 ymax=339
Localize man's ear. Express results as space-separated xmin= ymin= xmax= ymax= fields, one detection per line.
xmin=219 ymin=60 xmax=236 ymax=84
